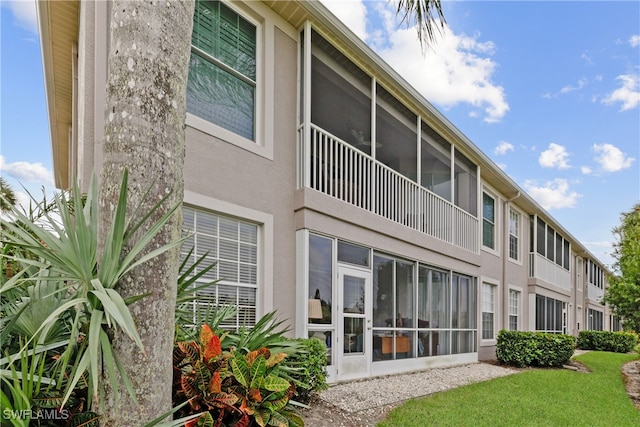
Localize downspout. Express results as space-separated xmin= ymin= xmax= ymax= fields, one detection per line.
xmin=503 ymin=191 xmax=521 ymax=329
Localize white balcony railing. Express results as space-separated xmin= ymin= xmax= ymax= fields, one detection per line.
xmin=587 ymin=283 xmax=604 ymax=302
xmin=528 ymin=252 xmax=571 ymax=290
xmin=298 ymin=124 xmax=479 ymax=253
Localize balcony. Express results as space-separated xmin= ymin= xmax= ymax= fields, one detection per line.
xmin=528 ymin=252 xmax=571 ymax=291
xmin=587 ymin=283 xmax=604 ymax=303
xmin=298 ymin=124 xmax=479 ymax=253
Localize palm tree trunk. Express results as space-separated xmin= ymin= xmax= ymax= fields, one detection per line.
xmin=97 ymin=0 xmax=194 ymax=423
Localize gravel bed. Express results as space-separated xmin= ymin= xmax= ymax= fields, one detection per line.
xmin=318 ymin=362 xmax=519 ymax=413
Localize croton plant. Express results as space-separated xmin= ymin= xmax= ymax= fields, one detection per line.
xmin=173 ymin=324 xmax=304 ymax=427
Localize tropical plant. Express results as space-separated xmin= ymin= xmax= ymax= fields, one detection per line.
xmin=0 ymin=170 xmax=184 ymax=412
xmin=394 ymin=0 xmax=446 ymax=49
xmin=173 ymin=324 xmax=303 ymax=427
xmin=0 ymin=176 xmax=17 ymax=212
xmin=604 ymin=203 xmax=640 ymax=331
xmin=283 ymin=338 xmax=328 ymax=404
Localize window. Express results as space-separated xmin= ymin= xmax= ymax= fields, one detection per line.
xmin=546 ymin=226 xmax=555 ymax=262
xmin=535 ymin=294 xmax=564 ymax=333
xmin=338 ymin=240 xmax=370 ymax=267
xmin=587 ymin=308 xmax=603 ymax=331
xmin=611 ymin=315 xmax=622 ymax=332
xmin=508 ymin=289 xmax=519 ymax=330
xmin=188 ymin=0 xmax=257 ymax=141
xmin=509 ymin=209 xmax=520 ymax=261
xmin=482 ymin=193 xmax=495 ymax=249
xmin=421 ymin=127 xmax=451 ymax=201
xmin=533 ymin=216 xmax=570 ymax=271
xmin=181 ymin=207 xmax=259 ymax=328
xmin=308 ymin=234 xmax=333 ymax=324
xmin=455 ymin=150 xmax=478 ymax=216
xmin=482 ymin=283 xmax=496 ymax=340
xmin=376 ymin=84 xmax=418 ymax=181
xmin=451 ymin=274 xmax=477 ymax=354
xmin=586 ymin=260 xmax=605 ymax=290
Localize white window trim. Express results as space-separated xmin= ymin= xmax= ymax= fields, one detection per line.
xmin=507 ymin=285 xmax=523 ymax=331
xmin=507 ymin=206 xmax=523 ymax=265
xmin=184 ymin=190 xmax=274 ymax=317
xmin=481 ymin=189 xmax=499 ymax=255
xmin=480 ymin=277 xmax=499 ymax=344
xmin=186 ymin=0 xmax=274 ymax=160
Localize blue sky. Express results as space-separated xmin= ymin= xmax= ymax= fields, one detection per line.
xmin=1 ymin=0 xmax=639 ymax=268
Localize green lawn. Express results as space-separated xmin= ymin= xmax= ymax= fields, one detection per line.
xmin=378 ymin=351 xmax=640 ymax=427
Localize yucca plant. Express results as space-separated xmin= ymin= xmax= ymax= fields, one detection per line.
xmin=0 ymin=170 xmax=185 ymax=410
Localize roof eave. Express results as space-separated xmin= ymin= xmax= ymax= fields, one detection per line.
xmin=37 ymin=0 xmax=79 ymax=190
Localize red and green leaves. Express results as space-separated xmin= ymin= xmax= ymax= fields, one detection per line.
xmin=173 ymin=323 xmax=301 ymax=426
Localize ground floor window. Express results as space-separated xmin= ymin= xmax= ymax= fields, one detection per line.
xmin=181 ymin=206 xmax=259 ymax=328
xmin=587 ymin=308 xmax=603 ymax=331
xmin=610 ymin=315 xmax=622 ymax=332
xmin=305 ymin=232 xmax=478 ymax=368
xmin=482 ymin=283 xmax=496 ymax=339
xmin=508 ymin=289 xmax=519 ymax=330
xmin=535 ymin=294 xmax=564 ymax=333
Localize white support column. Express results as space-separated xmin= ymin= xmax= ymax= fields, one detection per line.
xmin=302 ymin=22 xmax=312 ymax=189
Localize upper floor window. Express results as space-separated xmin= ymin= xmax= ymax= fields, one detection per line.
xmin=533 ymin=216 xmax=570 ymax=270
xmin=181 ymin=206 xmax=259 ymax=328
xmin=508 ymin=209 xmax=520 ymax=261
xmin=188 ymin=0 xmax=256 ymax=141
xmin=482 ymin=192 xmax=495 ymax=249
xmin=586 ymin=260 xmax=605 ymax=289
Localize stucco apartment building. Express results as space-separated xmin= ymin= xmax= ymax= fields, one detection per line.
xmin=38 ymin=0 xmax=618 ymax=383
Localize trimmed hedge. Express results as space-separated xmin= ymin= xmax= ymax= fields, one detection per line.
xmin=496 ymin=330 xmax=576 ymax=368
xmin=577 ymin=330 xmax=638 ymax=353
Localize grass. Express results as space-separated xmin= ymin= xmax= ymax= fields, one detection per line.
xmin=378 ymin=351 xmax=640 ymax=427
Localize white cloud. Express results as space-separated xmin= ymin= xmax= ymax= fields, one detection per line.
xmin=630 ymin=35 xmax=640 ymax=48
xmin=524 ymin=179 xmax=581 ymax=210
xmin=375 ymin=24 xmax=508 ymax=123
xmin=322 ymin=1 xmax=509 ymax=123
xmin=560 ymin=78 xmax=587 ymax=94
xmin=322 ymin=0 xmax=368 ymax=42
xmin=592 ymin=143 xmax=635 ymax=172
xmin=581 ymin=166 xmax=592 ymax=175
xmin=602 ymin=73 xmax=640 ymax=111
xmin=2 ymin=0 xmax=38 ymax=35
xmin=539 ymin=143 xmax=571 ymax=170
xmin=0 ymin=155 xmax=54 ymax=186
xmin=494 ymin=141 xmax=514 ymax=155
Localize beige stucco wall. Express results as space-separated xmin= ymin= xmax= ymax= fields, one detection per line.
xmin=184 ymin=26 xmax=299 ymax=329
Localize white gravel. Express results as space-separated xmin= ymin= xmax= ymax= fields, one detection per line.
xmin=318 ymin=363 xmax=519 ymax=413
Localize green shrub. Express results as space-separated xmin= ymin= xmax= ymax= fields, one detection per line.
xmin=496 ymin=330 xmax=575 ymax=367
xmin=173 ymin=324 xmax=304 ymax=427
xmin=577 ymin=330 xmax=638 ymax=353
xmin=285 ymin=337 xmax=329 ymax=403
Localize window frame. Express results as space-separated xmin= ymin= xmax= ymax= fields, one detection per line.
xmin=186 ymin=0 xmax=274 ymax=160
xmin=508 ymin=288 xmax=520 ymax=331
xmin=534 ymin=294 xmax=564 ymax=333
xmin=184 ymin=191 xmax=274 ymax=323
xmin=482 ymin=191 xmax=497 ymax=251
xmin=481 ymin=281 xmax=497 ymax=341
xmin=508 ymin=207 xmax=521 ymax=262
